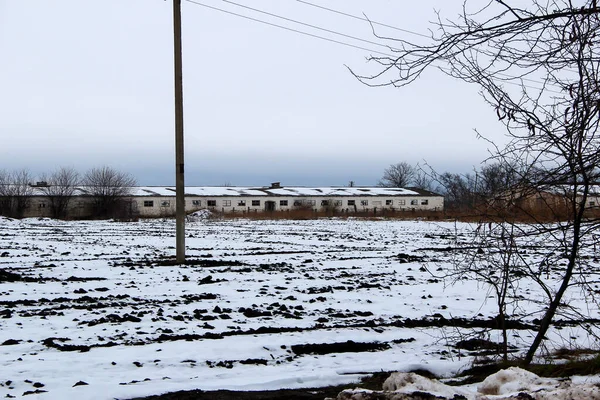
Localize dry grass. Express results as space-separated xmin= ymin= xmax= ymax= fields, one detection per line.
xmin=217 ymin=208 xmax=445 ymax=221
xmin=182 ymin=203 xmax=600 ymax=223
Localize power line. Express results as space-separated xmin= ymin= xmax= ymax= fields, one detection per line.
xmin=295 ymin=0 xmax=431 ymax=39
xmin=294 ymin=1 xmax=564 ymax=90
xmin=218 ymin=0 xmax=396 ymax=51
xmin=184 ymin=0 xmax=392 ymax=57
xmin=184 ymin=0 xmax=561 ymax=94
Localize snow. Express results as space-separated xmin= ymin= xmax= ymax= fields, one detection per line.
xmin=477 ymin=367 xmax=558 ymax=395
xmin=127 ymin=186 xmax=425 ymax=197
xmin=337 ymin=368 xmax=600 ymax=399
xmin=382 ymin=372 xmax=471 ymax=398
xmin=0 ymin=217 xmax=598 ymax=399
xmin=186 ymin=209 xmax=213 ymax=221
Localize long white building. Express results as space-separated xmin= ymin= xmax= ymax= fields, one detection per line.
xmin=19 ymin=182 xmax=444 ymax=218
xmin=129 ymin=183 xmax=444 ymax=217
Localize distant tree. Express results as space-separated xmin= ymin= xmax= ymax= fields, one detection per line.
xmin=11 ymin=170 xmax=33 ymax=218
xmin=477 ymin=162 xmax=520 ymax=201
xmin=378 ymin=162 xmax=415 ymax=187
xmin=434 ymin=172 xmax=476 ymax=210
xmin=82 ymin=166 xmax=136 ymax=218
xmin=412 ymin=168 xmax=434 ymax=191
xmin=0 ymin=170 xmax=11 ymax=216
xmin=38 ymin=167 xmax=80 ymax=219
xmin=0 ymin=169 xmax=34 ymax=218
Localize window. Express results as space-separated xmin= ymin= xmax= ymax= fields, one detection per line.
xmin=347 ymin=200 xmax=356 ymax=206
xmin=321 ymin=200 xmax=329 ymax=206
xmin=398 ymin=199 xmax=406 ymax=206
xmin=386 ymin=200 xmax=393 ymax=206
xmin=192 ymin=200 xmax=201 ymax=206
xmin=293 ymin=200 xmax=302 ymax=206
xmin=238 ymin=200 xmax=246 ymax=206
xmin=39 ymin=202 xmax=47 ymax=209
xmin=160 ymin=201 xmax=170 ymax=207
xmin=590 ymin=201 xmax=596 ymax=207
xmin=280 ymin=200 xmax=288 ymax=206
xmin=307 ymin=200 xmax=316 ymax=206
xmin=207 ymin=200 xmax=217 ymax=207
xmin=143 ymin=200 xmax=154 ymax=207
xmin=410 ymin=199 xmax=418 ymax=205
xmin=223 ymin=200 xmax=231 ymax=207
xmin=421 ymin=199 xmax=429 ymax=205
xmin=252 ymin=200 xmax=260 ymax=206
xmin=334 ymin=200 xmax=342 ymax=206
xmin=360 ymin=200 xmax=368 ymax=206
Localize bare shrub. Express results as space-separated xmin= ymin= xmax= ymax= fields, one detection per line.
xmin=82 ymin=166 xmax=136 ymax=218
xmin=38 ymin=167 xmax=80 ymax=219
xmin=0 ymin=169 xmax=34 ymax=218
xmin=353 ymin=1 xmax=600 ymax=364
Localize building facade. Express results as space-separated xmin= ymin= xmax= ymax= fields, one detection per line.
xmin=15 ymin=183 xmax=444 ymax=219
xmin=129 ymin=184 xmax=444 ymax=217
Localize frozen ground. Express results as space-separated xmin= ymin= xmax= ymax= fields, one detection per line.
xmin=0 ymin=217 xmax=598 ymax=399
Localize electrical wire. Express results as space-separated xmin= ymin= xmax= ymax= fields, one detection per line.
xmin=293 ymin=0 xmax=567 ymax=90
xmin=295 ymin=0 xmax=431 ymax=39
xmin=184 ymin=0 xmax=392 ymax=57
xmin=218 ymin=0 xmax=398 ymax=51
xmin=184 ymin=0 xmax=562 ymax=94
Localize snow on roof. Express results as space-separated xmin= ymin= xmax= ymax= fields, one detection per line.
xmin=127 ymin=186 xmax=428 ymax=197
xmin=27 ymin=186 xmax=92 ymax=196
xmin=22 ymin=185 xmax=438 ymax=197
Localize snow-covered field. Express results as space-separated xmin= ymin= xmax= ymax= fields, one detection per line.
xmin=0 ymin=217 xmax=598 ymax=399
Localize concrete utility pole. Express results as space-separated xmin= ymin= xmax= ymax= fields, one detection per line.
xmin=173 ymin=0 xmax=185 ymax=263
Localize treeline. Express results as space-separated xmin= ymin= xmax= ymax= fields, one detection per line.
xmin=377 ymin=161 xmax=599 ymax=215
xmin=378 ymin=161 xmax=525 ymax=209
xmin=0 ymin=166 xmax=136 ymax=219
xmin=433 ymin=163 xmax=523 ymax=210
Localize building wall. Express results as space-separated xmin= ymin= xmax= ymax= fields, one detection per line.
xmin=134 ymin=195 xmax=444 ymax=217
xmin=16 ymin=193 xmax=444 ymax=219
xmin=22 ymin=196 xmax=129 ymax=219
xmin=23 ymin=197 xmax=53 ymax=218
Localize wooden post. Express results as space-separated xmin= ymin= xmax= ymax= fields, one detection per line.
xmin=173 ymin=0 xmax=185 ymax=264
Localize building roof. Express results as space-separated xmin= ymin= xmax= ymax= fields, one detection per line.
xmin=20 ymin=185 xmax=443 ymax=197
xmin=127 ymin=186 xmax=441 ymax=197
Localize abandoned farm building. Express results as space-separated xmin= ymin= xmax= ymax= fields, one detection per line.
xmin=22 ymin=183 xmax=444 ymax=218
xmin=130 ymin=184 xmax=444 ymax=216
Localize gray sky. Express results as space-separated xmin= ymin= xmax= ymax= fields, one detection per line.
xmin=0 ymin=0 xmax=507 ymax=186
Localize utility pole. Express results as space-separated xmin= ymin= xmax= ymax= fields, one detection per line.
xmin=173 ymin=0 xmax=185 ymax=263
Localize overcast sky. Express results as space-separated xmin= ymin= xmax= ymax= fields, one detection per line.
xmin=0 ymin=0 xmax=508 ymax=186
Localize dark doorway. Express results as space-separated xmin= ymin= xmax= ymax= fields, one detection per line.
xmin=264 ymin=201 xmax=276 ymax=212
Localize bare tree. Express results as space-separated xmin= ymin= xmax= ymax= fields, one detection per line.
xmin=412 ymin=168 xmax=434 ymax=191
xmin=440 ymin=222 xmax=527 ymax=362
xmin=11 ymin=170 xmax=33 ymax=218
xmin=378 ymin=162 xmax=415 ymax=187
xmin=82 ymin=166 xmax=136 ymax=218
xmin=477 ymin=163 xmax=517 ymax=199
xmin=0 ymin=169 xmax=34 ymax=218
xmin=38 ymin=167 xmax=80 ymax=219
xmin=355 ymin=1 xmax=600 ymax=364
xmin=0 ymin=169 xmax=10 ymax=217
xmin=434 ymin=171 xmax=476 ymax=210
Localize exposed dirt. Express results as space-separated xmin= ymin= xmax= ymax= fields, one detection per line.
xmin=2 ymin=218 xmax=598 ymax=400
xmin=128 ymin=385 xmax=349 ymax=400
